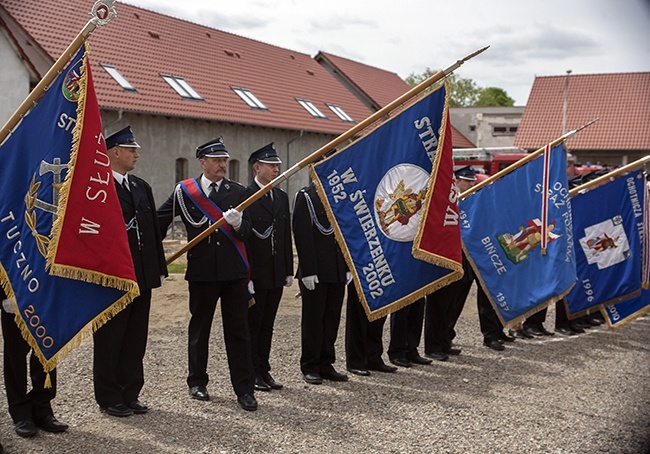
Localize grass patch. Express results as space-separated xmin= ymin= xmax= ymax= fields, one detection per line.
xmin=167 ymin=263 xmax=187 ymax=274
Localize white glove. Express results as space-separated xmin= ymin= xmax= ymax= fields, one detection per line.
xmin=160 ymin=275 xmax=166 ymax=285
xmin=2 ymin=298 xmax=16 ymax=314
xmin=285 ymin=276 xmax=294 ymax=287
xmin=346 ymin=271 xmax=353 ymax=285
xmin=301 ymin=275 xmax=319 ymax=291
xmin=248 ymin=280 xmax=255 ymax=295
xmin=223 ymin=208 xmax=242 ymax=230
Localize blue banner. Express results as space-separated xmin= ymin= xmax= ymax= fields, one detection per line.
xmin=0 ymin=46 xmax=137 ymax=372
xmin=602 ymin=288 xmax=650 ymax=329
xmin=312 ymin=84 xmax=462 ymax=320
xmin=460 ymin=143 xmax=577 ymax=326
xmin=566 ymin=170 xmax=645 ymax=315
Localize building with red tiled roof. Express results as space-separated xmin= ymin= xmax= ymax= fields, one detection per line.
xmin=316 ymin=51 xmax=475 ymax=148
xmin=0 ymin=0 xmax=378 ymax=201
xmin=514 ymin=72 xmax=650 ymax=166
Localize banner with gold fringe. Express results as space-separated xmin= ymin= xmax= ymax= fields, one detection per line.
xmin=311 ymin=82 xmax=462 ymax=321
xmin=0 ymin=44 xmax=139 ymax=373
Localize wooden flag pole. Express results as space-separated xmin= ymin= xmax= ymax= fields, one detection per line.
xmin=165 ymin=46 xmax=490 ymax=265
xmin=0 ymin=0 xmax=117 ymax=146
xmin=459 ymin=118 xmax=600 ymax=200
xmin=569 ymin=155 xmax=650 ymax=197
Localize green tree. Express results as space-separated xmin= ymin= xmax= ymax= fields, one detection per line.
xmin=476 ymin=87 xmax=515 ymax=107
xmin=405 ymin=69 xmax=513 ymax=107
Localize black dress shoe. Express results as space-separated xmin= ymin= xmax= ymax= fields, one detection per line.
xmin=555 ymin=326 xmax=577 ymax=336
xmin=36 ymin=415 xmax=69 ymax=433
xmin=101 ymin=403 xmax=133 ymax=417
xmin=407 ymin=354 xmax=433 ymax=365
xmin=523 ymin=325 xmax=544 ymax=337
xmin=262 ymin=372 xmax=283 ymax=390
xmin=15 ymin=418 xmax=37 ymax=437
xmin=569 ymin=323 xmax=586 ymax=334
xmin=538 ymin=325 xmax=555 ymax=336
xmin=303 ymin=373 xmax=323 ymax=385
xmin=390 ymin=357 xmax=412 ymax=368
xmin=587 ymin=316 xmax=604 ymax=326
xmin=347 ymin=368 xmax=371 ymax=376
xmin=499 ymin=331 xmax=516 ymax=342
xmin=367 ymin=363 xmax=398 ymax=373
xmin=445 ymin=347 xmax=462 ymax=356
xmin=255 ymin=376 xmax=272 ymax=392
xmin=483 ymin=339 xmax=505 ymax=351
xmin=322 ymin=370 xmax=349 ymax=382
xmin=127 ymin=400 xmax=149 ymax=414
xmin=189 ymin=386 xmax=210 ymax=401
xmin=425 ymin=351 xmax=449 ymax=361
xmin=237 ymin=393 xmax=258 ymax=411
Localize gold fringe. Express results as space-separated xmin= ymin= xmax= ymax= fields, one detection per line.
xmin=601 ymin=302 xmax=650 ymax=330
xmin=310 ymin=82 xmax=464 ymax=322
xmin=248 ymin=297 xmax=255 ymax=308
xmin=44 ymin=372 xmax=52 ymax=389
xmin=566 ymin=288 xmax=643 ymax=320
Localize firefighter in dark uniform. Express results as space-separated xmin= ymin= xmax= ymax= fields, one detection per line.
xmin=93 ymin=125 xmax=168 ymax=417
xmin=293 ymin=182 xmax=350 ymax=384
xmin=244 ymin=143 xmax=293 ymax=392
xmin=157 ymin=136 xmax=258 ymax=411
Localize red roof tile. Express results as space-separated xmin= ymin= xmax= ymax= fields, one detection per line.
xmin=514 ymin=72 xmax=650 ymax=151
xmin=314 ymin=52 xmax=474 ymax=148
xmin=1 ymin=0 xmax=374 ymax=135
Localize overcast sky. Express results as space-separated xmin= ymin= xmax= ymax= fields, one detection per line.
xmin=123 ymin=0 xmax=650 ymax=105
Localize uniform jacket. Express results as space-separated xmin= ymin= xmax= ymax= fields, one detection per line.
xmin=292 ymin=183 xmax=347 ymax=283
xmin=157 ymin=176 xmax=252 ymax=282
xmin=117 ymin=174 xmax=168 ymax=290
xmin=245 ymin=181 xmax=293 ymax=289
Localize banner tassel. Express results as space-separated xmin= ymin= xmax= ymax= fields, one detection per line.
xmin=44 ymin=372 xmax=52 ymax=389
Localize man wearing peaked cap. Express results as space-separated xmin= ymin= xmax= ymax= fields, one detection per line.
xmin=105 ymin=125 xmax=141 ymax=150
xmin=93 ymin=125 xmax=168 ymax=417
xmin=244 ymin=143 xmax=293 ymax=392
xmin=157 ymin=135 xmax=258 ymax=411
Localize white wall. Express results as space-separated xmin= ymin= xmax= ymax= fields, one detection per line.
xmin=0 ymin=32 xmax=30 ymax=128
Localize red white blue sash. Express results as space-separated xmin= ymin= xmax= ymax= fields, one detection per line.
xmin=179 ymin=178 xmax=250 ymax=273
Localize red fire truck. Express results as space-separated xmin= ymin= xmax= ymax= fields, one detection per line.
xmin=453 ymin=147 xmax=529 ymax=181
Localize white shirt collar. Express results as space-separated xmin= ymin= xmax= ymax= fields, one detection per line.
xmin=113 ymin=170 xmax=128 ymax=186
xmin=201 ymin=175 xmax=221 ymax=195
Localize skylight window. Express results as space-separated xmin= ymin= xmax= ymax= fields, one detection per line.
xmin=101 ymin=64 xmax=136 ymax=91
xmin=326 ymin=104 xmax=354 ymax=122
xmin=232 ymin=87 xmax=268 ymax=110
xmin=297 ymin=99 xmax=327 ymax=119
xmin=161 ymin=74 xmax=203 ymax=100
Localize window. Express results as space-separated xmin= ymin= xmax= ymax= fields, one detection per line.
xmin=101 ymin=64 xmax=136 ymax=91
xmin=297 ymin=99 xmax=327 ymax=119
xmin=232 ymin=87 xmax=268 ymax=110
xmin=326 ymin=104 xmax=354 ymax=122
xmin=492 ymin=125 xmax=518 ymax=136
xmin=175 ymin=158 xmax=188 ymax=182
xmin=469 ymin=125 xmax=476 ymax=132
xmin=161 ymin=74 xmax=203 ymax=100
xmin=228 ymin=159 xmax=240 ymax=182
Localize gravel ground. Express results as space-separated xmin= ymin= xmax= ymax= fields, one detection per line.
xmin=1 ymin=275 xmax=649 ymax=453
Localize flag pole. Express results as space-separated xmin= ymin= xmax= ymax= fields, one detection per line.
xmin=0 ymin=0 xmax=117 ymax=146
xmin=460 ymin=118 xmax=600 ymax=199
xmin=165 ymin=46 xmax=490 ymax=265
xmin=569 ymin=155 xmax=650 ymax=197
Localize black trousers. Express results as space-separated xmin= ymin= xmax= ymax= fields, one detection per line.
xmin=388 ymin=298 xmax=424 ymax=359
xmin=424 ymin=280 xmax=467 ymax=354
xmin=247 ymin=286 xmax=283 ymax=376
xmin=2 ymin=309 xmax=56 ymax=423
xmin=299 ymin=281 xmax=345 ymax=376
xmin=345 ymin=285 xmax=387 ymax=370
xmin=187 ymin=280 xmax=254 ymax=397
xmin=93 ymin=289 xmax=151 ymax=408
xmin=477 ymin=285 xmax=504 ymax=342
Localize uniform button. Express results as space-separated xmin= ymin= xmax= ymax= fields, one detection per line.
xmin=216 ymin=242 xmax=221 ymax=246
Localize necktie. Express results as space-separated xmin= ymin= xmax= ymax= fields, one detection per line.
xmin=122 ymin=179 xmax=130 ymax=192
xmin=209 ymin=182 xmax=218 ymax=202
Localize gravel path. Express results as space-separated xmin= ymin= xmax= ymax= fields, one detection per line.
xmin=1 ymin=276 xmax=649 ymax=453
